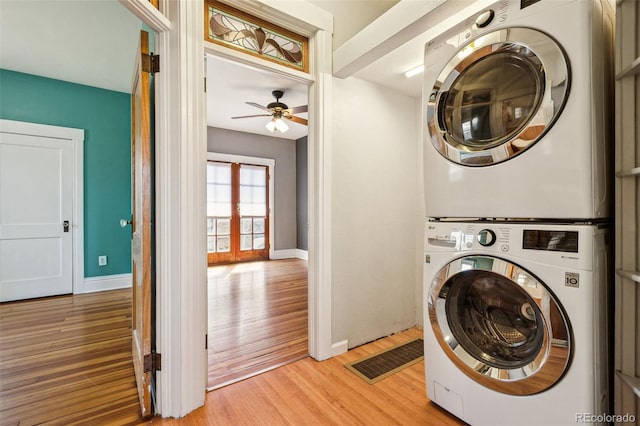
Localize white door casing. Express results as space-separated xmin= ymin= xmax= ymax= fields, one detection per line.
xmin=0 ymin=120 xmax=84 ymax=302
xmin=119 ymin=0 xmax=333 ymax=417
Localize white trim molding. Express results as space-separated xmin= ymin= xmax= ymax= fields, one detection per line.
xmin=0 ymin=119 xmax=84 ymax=298
xmin=127 ymin=0 xmax=334 ymax=418
xmin=118 ymin=0 xmax=171 ymax=32
xmin=331 ymin=339 xmax=348 ymax=357
xmin=154 ymin=0 xmax=208 ymax=417
xmin=82 ymin=273 xmax=132 ymax=293
xmin=271 ymin=249 xmax=308 ymax=260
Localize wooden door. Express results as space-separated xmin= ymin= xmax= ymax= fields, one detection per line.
xmin=0 ymin=128 xmax=74 ymax=302
xmin=207 ymin=161 xmax=269 ymax=265
xmin=131 ymin=30 xmax=154 ymax=418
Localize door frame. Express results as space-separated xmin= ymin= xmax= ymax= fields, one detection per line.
xmin=0 ymin=119 xmax=84 ymax=294
xmin=203 ymin=3 xmax=334 ymax=364
xmin=119 ymin=0 xmax=333 ymax=417
xmin=207 ymin=152 xmax=275 ymax=260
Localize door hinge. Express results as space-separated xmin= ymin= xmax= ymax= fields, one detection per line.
xmin=142 ymin=53 xmax=160 ymax=74
xmin=144 ymin=352 xmax=162 ymax=372
xmin=205 ymin=333 xmax=208 ymax=350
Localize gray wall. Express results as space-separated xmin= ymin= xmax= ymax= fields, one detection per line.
xmin=296 ymin=136 xmax=308 ymax=251
xmin=207 ymin=127 xmax=297 ymax=251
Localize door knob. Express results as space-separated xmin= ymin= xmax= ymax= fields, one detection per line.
xmin=120 ymin=218 xmax=133 ymax=227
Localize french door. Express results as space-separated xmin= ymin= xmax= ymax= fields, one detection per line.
xmin=207 ymin=161 xmax=269 ymax=264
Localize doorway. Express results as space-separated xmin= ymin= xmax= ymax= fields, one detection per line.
xmin=205 ymin=54 xmax=310 ymax=388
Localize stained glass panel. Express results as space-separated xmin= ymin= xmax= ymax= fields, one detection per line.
xmin=206 ymin=0 xmax=308 ymax=72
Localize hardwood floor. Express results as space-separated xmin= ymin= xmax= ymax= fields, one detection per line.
xmin=208 ymin=259 xmax=308 ymax=389
xmin=147 ymin=328 xmax=464 ymax=425
xmin=1 ymin=263 xmax=464 ymax=425
xmin=0 ymin=289 xmax=144 ymax=426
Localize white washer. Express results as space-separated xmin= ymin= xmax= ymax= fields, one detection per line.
xmin=423 ymin=0 xmax=614 ymax=220
xmin=423 ymin=220 xmax=610 ymax=426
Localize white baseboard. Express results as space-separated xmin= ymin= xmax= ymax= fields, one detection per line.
xmin=331 ymin=339 xmax=349 ymax=357
xmin=271 ymin=249 xmax=308 ymax=260
xmin=80 ymin=273 xmax=132 ymax=294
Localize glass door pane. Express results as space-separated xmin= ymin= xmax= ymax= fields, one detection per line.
xmin=207 ymin=161 xmax=269 ymax=264
xmin=207 ymin=162 xmax=232 ymax=257
xmin=239 ymin=164 xmax=267 ymax=252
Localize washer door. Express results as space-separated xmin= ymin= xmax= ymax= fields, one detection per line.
xmin=428 ymin=255 xmax=572 ymax=395
xmin=426 ymin=27 xmax=569 ymax=166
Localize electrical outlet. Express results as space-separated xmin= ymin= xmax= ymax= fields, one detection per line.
xmin=98 ymin=255 xmax=108 ymax=266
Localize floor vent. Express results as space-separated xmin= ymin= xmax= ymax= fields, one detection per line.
xmin=345 ymin=338 xmax=424 ymax=384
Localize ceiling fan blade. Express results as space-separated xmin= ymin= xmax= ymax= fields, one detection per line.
xmin=285 ymin=115 xmax=308 ymax=126
xmin=246 ymin=102 xmax=271 ymax=112
xmin=231 ymin=114 xmax=272 ymax=119
xmin=288 ymin=105 xmax=308 ymax=114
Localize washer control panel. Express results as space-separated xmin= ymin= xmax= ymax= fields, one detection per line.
xmin=425 ymin=223 xmax=513 ymax=252
xmin=424 ymin=222 xmax=591 ymax=266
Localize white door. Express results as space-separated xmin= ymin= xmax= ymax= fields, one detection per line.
xmin=0 ymin=131 xmax=74 ymax=302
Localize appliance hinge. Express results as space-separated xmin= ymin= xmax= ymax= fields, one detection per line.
xmin=144 ymin=352 xmax=162 ymax=372
xmin=142 ymin=53 xmax=160 ymax=74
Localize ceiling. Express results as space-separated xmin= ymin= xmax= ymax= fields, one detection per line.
xmin=0 ymin=0 xmax=427 ymax=140
xmin=206 ymin=56 xmax=309 ymax=141
xmin=0 ymin=0 xmax=141 ymax=94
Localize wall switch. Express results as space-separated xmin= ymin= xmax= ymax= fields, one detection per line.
xmin=98 ymin=255 xmax=108 ymax=266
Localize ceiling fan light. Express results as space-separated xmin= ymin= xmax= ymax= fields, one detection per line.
xmin=275 ymin=118 xmax=289 ymax=133
xmin=265 ymin=120 xmax=277 ymax=132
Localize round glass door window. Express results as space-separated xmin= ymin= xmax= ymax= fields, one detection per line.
xmin=428 ymin=255 xmax=572 ymax=395
xmin=426 ymin=28 xmax=570 ymax=166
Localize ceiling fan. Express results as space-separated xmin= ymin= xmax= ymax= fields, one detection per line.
xmin=232 ymin=90 xmax=308 ymax=133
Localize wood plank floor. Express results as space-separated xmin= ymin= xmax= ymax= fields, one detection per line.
xmin=1 ymin=262 xmax=464 ymax=425
xmin=208 ymin=259 xmax=308 ymax=389
xmin=0 ymin=289 xmax=144 ymax=426
xmin=147 ymin=328 xmax=464 ymax=426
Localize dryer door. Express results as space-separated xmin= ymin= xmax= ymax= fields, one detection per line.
xmin=427 ymin=255 xmax=572 ymax=395
xmin=426 ymin=27 xmax=569 ymax=166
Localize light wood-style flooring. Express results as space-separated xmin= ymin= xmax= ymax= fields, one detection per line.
xmin=0 ymin=289 xmax=144 ymax=426
xmin=208 ymin=259 xmax=308 ymax=389
xmin=1 ymin=261 xmax=464 ymax=426
xmin=147 ymin=327 xmax=464 ymax=425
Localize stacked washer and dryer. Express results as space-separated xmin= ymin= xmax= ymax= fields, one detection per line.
xmin=422 ymin=1 xmax=614 ymax=425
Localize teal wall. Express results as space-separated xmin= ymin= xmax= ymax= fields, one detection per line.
xmin=0 ymin=69 xmax=131 ymax=277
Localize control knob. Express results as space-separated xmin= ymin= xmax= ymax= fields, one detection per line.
xmin=475 ymin=10 xmax=495 ymax=28
xmin=477 ymin=229 xmax=497 ymax=247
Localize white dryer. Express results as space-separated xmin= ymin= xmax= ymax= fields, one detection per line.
xmin=423 ymin=220 xmax=610 ymax=425
xmin=423 ymin=0 xmax=614 ymax=220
